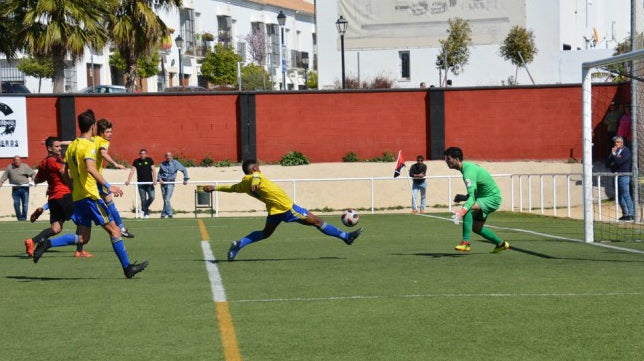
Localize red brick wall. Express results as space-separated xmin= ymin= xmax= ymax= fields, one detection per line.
xmin=254 ymin=91 xmax=428 ymax=162
xmin=0 ymin=84 xmax=626 ymax=168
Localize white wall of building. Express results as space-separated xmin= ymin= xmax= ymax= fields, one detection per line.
xmin=316 ymin=0 xmax=631 ymax=89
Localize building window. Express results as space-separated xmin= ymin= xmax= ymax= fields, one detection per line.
xmin=249 ymin=22 xmax=267 ymax=65
xmin=399 ymin=51 xmax=410 ymax=80
xmin=266 ymin=24 xmax=279 ymax=70
xmin=217 ymin=15 xmax=232 ymax=47
xmin=237 ymin=42 xmax=246 ymax=63
xmin=180 ymin=8 xmax=196 ymax=54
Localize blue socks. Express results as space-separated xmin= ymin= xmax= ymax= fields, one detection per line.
xmin=107 ymin=201 xmax=125 ymax=230
xmin=50 ymin=233 xmax=78 ymax=247
xmin=111 ymin=239 xmax=130 ymax=268
xmin=238 ymin=231 xmax=265 ymax=250
xmin=318 ymin=222 xmax=348 ymax=241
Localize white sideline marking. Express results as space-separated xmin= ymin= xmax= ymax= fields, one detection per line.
xmin=423 ymin=214 xmax=644 ymax=255
xmin=232 ymin=292 xmax=644 ymax=303
xmin=201 ymin=240 xmax=227 ymax=302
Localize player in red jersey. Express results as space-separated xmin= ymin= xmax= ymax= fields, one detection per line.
xmin=24 ymin=137 xmax=82 ymax=257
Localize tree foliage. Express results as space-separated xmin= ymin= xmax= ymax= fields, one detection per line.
xmin=106 ymin=0 xmax=181 ymax=92
xmin=2 ymin=0 xmax=112 ymax=93
xmin=245 ymin=31 xmax=267 ymax=65
xmin=199 ymin=44 xmax=242 ymax=86
xmin=240 ymin=64 xmax=271 ymax=91
xmin=499 ymin=25 xmax=538 ymax=83
xmin=435 ymin=17 xmax=472 ymax=84
xmin=17 ymin=56 xmax=54 ymax=93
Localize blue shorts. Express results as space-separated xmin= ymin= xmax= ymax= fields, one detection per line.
xmin=266 ymin=204 xmax=309 ymax=225
xmin=71 ymin=197 xmax=114 ymax=227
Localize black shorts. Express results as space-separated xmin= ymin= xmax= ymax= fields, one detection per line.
xmin=49 ymin=193 xmax=73 ymax=224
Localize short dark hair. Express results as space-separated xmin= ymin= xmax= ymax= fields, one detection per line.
xmin=242 ymin=159 xmax=257 ymax=175
xmin=444 ymin=147 xmax=463 ymax=161
xmin=77 ymin=109 xmax=96 ymax=132
xmin=97 ymin=118 xmax=112 ymax=135
xmin=45 ymin=136 xmax=59 ymax=148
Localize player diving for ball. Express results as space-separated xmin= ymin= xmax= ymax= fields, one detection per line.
xmin=203 ymin=160 xmax=363 ymax=261
xmin=444 ymin=147 xmax=510 ymax=253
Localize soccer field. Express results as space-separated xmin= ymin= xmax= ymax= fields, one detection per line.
xmin=1 ymin=213 xmax=644 ymax=361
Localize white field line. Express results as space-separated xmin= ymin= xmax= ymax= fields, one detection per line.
xmin=201 ymin=240 xmax=227 ymax=302
xmin=422 ymin=214 xmax=644 ymax=255
xmin=231 ymin=292 xmax=644 ymax=304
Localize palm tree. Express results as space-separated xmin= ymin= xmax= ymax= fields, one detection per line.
xmin=107 ymin=0 xmax=182 ymax=92
xmin=2 ymin=0 xmax=112 ymax=93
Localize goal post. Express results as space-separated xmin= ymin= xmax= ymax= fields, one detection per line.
xmin=582 ymin=49 xmax=644 ymax=243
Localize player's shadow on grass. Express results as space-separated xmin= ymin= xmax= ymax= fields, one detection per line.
xmin=0 ymin=249 xmax=63 ymax=259
xmin=399 ymin=252 xmax=468 ymax=258
xmin=210 ymin=256 xmax=345 ymax=264
xmin=6 ymin=275 xmax=101 ymax=282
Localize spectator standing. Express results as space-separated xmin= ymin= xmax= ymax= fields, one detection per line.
xmin=126 ymin=149 xmax=157 ymax=218
xmin=606 ymin=136 xmax=634 ymax=221
xmin=617 ymin=105 xmax=632 ymax=149
xmin=603 ymin=102 xmax=622 ymax=147
xmin=0 ymin=155 xmax=35 ymax=221
xmin=409 ymin=155 xmax=428 ymax=213
xmin=157 ymin=152 xmax=189 ymax=218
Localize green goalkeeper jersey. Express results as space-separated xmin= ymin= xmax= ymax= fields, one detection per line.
xmin=461 ymin=161 xmax=501 ymax=211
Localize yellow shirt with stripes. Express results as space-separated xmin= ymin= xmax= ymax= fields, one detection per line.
xmin=215 ymin=172 xmax=293 ymax=215
xmin=65 ymin=137 xmax=100 ymax=201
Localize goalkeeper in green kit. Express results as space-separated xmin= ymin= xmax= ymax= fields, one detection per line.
xmin=444 ymin=147 xmax=510 ymax=253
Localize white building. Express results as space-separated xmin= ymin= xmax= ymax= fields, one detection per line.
xmin=2 ymin=0 xmax=315 ymax=93
xmin=1 ymin=0 xmax=634 ymax=92
xmin=317 ymin=0 xmax=632 ymax=88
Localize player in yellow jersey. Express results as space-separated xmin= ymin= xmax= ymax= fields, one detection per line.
xmin=95 ymin=118 xmax=134 ymax=238
xmin=33 ymin=109 xmax=148 ymax=278
xmin=203 ymin=160 xmax=363 ymax=261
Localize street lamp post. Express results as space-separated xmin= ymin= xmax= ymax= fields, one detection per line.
xmin=302 ymin=57 xmax=309 ymax=90
xmin=277 ymin=11 xmax=287 ymax=90
xmin=336 ymin=16 xmax=348 ymax=89
xmin=175 ymin=35 xmax=184 ymax=86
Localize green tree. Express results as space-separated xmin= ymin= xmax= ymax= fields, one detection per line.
xmin=499 ymin=25 xmax=538 ymax=84
xmin=435 ymin=17 xmax=472 ymax=86
xmin=607 ymin=34 xmax=644 ymax=83
xmin=306 ymin=70 xmax=318 ymax=89
xmin=2 ymin=0 xmax=112 ymax=93
xmin=107 ymin=0 xmax=181 ymax=92
xmin=0 ymin=9 xmax=20 ymax=59
xmin=240 ymin=64 xmax=270 ymax=91
xmin=199 ymin=44 xmax=242 ymax=86
xmin=17 ymin=56 xmax=54 ymax=93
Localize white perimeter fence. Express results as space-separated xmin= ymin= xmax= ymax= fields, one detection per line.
xmin=2 ymin=172 xmax=627 ymax=220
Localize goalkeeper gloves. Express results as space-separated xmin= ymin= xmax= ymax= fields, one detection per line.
xmin=452 ymin=208 xmax=467 ymax=225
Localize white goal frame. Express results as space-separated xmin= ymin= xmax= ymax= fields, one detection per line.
xmin=582 ymin=49 xmax=644 ymax=243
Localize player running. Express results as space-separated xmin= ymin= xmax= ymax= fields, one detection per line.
xmin=95 ymin=118 xmax=134 ymax=238
xmin=32 ymin=109 xmax=148 ymax=278
xmin=444 ymin=147 xmax=510 ymax=253
xmin=202 ymin=160 xmax=363 ymax=261
xmin=24 ymin=137 xmax=79 ymax=257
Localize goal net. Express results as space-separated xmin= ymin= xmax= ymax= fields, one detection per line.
xmin=582 ymin=48 xmax=644 ymax=243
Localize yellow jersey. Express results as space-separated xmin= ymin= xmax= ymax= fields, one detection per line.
xmin=216 ymin=171 xmax=293 ymax=215
xmin=65 ymin=137 xmax=100 ymax=201
xmin=93 ymin=135 xmax=110 ymax=174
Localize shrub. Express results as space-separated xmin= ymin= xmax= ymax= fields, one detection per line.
xmin=367 ymin=152 xmax=396 ymax=162
xmin=280 ymin=151 xmax=309 ymax=166
xmin=200 ymin=155 xmax=215 ymax=167
xmin=216 ymin=159 xmax=233 ymax=167
xmin=342 ymin=151 xmax=360 ymax=162
xmin=174 ymin=152 xmax=196 ymax=167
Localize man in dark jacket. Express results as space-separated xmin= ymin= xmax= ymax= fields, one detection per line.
xmin=607 ymin=136 xmax=634 ymax=221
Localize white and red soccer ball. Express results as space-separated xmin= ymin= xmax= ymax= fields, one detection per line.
xmin=341 ymin=209 xmax=360 ymax=227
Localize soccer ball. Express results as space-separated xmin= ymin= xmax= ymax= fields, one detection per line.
xmin=341 ymin=209 xmax=360 ymax=227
